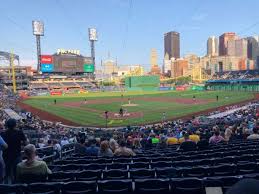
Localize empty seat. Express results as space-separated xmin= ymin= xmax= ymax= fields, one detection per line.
xmin=129 ymin=169 xmax=155 ymax=179
xmin=171 ymin=178 xmax=205 ymax=194
xmin=135 ymin=178 xmax=170 ymax=194
xmin=103 ymin=169 xmax=128 ymax=179
xmin=75 ymin=170 xmax=102 ymax=181
xmin=183 ymin=166 xmax=209 ymax=178
xmin=106 ymin=163 xmax=128 ymax=170
xmin=61 ymin=164 xmax=82 ymax=171
xmin=151 ymin=161 xmax=172 ymax=169
xmin=237 ymin=162 xmax=258 ymax=174
xmin=210 ymin=164 xmax=237 ymax=176
xmin=62 ymin=181 xmax=97 ymax=194
xmin=98 ymin=180 xmax=132 ymax=194
xmin=156 ymin=167 xmax=179 ymax=178
xmin=27 ymin=182 xmax=62 ymax=194
xmin=17 ymin=173 xmax=47 ymax=184
xmin=49 ymin=172 xmax=74 ymax=182
xmin=84 ymin=164 xmax=106 ymax=170
xmin=129 ymin=162 xmax=150 ymax=169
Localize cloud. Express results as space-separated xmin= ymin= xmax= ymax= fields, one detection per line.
xmin=191 ymin=13 xmax=208 ymax=22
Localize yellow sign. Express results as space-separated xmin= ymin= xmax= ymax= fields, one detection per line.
xmin=57 ymin=49 xmax=80 ymax=55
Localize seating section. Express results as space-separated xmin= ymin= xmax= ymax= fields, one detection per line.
xmin=2 ymin=140 xmax=259 ymax=193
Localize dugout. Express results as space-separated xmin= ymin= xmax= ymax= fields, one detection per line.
xmin=124 ymin=75 xmax=160 ymax=91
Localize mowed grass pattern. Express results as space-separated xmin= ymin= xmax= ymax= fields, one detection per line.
xmin=23 ymin=91 xmax=254 ymax=127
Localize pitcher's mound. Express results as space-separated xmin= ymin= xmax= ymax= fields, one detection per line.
xmin=122 ymin=104 xmax=139 ymax=107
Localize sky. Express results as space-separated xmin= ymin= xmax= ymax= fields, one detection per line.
xmin=1 ymin=0 xmax=259 ymax=70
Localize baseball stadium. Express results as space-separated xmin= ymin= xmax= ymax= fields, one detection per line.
xmin=2 ymin=1 xmax=259 ymax=193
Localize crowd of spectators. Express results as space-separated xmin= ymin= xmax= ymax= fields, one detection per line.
xmin=211 ymin=70 xmax=259 ymax=81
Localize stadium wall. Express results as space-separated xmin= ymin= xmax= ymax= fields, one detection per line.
xmin=125 ymin=75 xmax=160 ymax=91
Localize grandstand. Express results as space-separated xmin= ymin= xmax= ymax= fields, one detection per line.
xmin=206 ymin=70 xmax=259 ymax=92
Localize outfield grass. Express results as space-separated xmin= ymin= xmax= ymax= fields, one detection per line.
xmin=23 ymin=90 xmax=254 ymax=127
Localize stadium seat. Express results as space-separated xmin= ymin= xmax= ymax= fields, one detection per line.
xmin=210 ymin=164 xmax=237 ymax=176
xmin=27 ymin=182 xmax=62 ymax=194
xmin=103 ymin=169 xmax=129 ymax=179
xmin=134 ymin=178 xmax=170 ymax=194
xmin=49 ymin=172 xmax=74 ymax=182
xmin=62 ymin=181 xmax=97 ymax=194
xmin=113 ymin=158 xmax=132 ymax=164
xmin=156 ymin=167 xmax=179 ymax=178
xmin=0 ymin=184 xmax=25 ymax=194
xmin=129 ymin=162 xmax=150 ymax=169
xmin=183 ymin=166 xmax=209 ymax=178
xmin=17 ymin=173 xmax=47 ymax=184
xmin=98 ymin=180 xmax=132 ymax=194
xmin=129 ymin=169 xmax=155 ymax=179
xmin=75 ymin=170 xmax=102 ymax=181
xmin=171 ymin=178 xmax=205 ymax=194
xmin=61 ymin=164 xmax=82 ymax=171
xmin=150 ymin=161 xmax=172 ymax=168
xmin=84 ymin=164 xmax=106 ymax=170
xmin=205 ymin=176 xmax=241 ymax=193
xmin=237 ymin=162 xmax=258 ymax=174
xmin=106 ymin=163 xmax=128 ymax=170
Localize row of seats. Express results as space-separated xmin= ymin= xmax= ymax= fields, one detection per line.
xmin=50 ymin=155 xmax=259 ymax=172
xmin=59 ymin=149 xmax=259 ymax=163
xmin=2 ymin=176 xmax=254 ymax=194
xmin=35 ymin=164 xmax=259 ymax=183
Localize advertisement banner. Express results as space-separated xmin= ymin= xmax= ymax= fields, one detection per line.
xmin=176 ymin=86 xmax=187 ymax=91
xmin=41 ymin=55 xmax=53 ymax=63
xmin=41 ymin=64 xmax=54 ymax=72
xmin=50 ymin=91 xmax=62 ymax=96
xmin=83 ymin=64 xmax=94 ymax=72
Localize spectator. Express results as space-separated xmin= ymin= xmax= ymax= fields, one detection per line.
xmin=247 ymin=127 xmax=259 ymax=140
xmin=224 ymin=127 xmax=232 ymax=141
xmin=98 ymin=141 xmax=113 ymax=157
xmin=189 ymin=131 xmax=200 ymax=143
xmin=74 ymin=138 xmax=86 ymax=155
xmin=1 ymin=119 xmax=27 ymax=183
xmin=86 ymin=138 xmax=100 ymax=156
xmin=166 ymin=136 xmax=178 ymax=145
xmin=16 ymin=144 xmax=52 ymax=182
xmin=53 ymin=140 xmax=61 ymax=159
xmin=109 ymin=139 xmax=119 ymax=153
xmin=197 ymin=134 xmax=209 ymax=150
xmin=209 ymin=131 xmax=225 ymax=144
xmin=179 ymin=133 xmax=197 ymax=151
xmin=60 ymin=137 xmax=70 ymax=146
xmin=0 ymin=135 xmax=7 ymax=183
xmin=114 ymin=140 xmax=136 ymax=157
xmin=37 ymin=138 xmax=45 ymax=148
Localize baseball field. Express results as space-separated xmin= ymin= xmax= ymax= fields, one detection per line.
xmin=20 ymin=90 xmax=255 ymax=127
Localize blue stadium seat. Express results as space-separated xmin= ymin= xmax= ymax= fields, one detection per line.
xmin=171 ymin=178 xmax=205 ymax=194
xmin=129 ymin=169 xmax=155 ymax=179
xmin=49 ymin=172 xmax=74 ymax=182
xmin=0 ymin=184 xmax=25 ymax=194
xmin=103 ymin=169 xmax=129 ymax=179
xmin=27 ymin=182 xmax=62 ymax=194
xmin=61 ymin=181 xmax=97 ymax=194
xmin=134 ymin=178 xmax=170 ymax=194
xmin=156 ymin=167 xmax=179 ymax=178
xmin=98 ymin=180 xmax=132 ymax=194
xmin=75 ymin=170 xmax=102 ymax=181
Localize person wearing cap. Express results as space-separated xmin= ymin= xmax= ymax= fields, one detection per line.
xmin=1 ymin=119 xmax=27 ymax=183
xmin=16 ymin=144 xmax=51 ymax=182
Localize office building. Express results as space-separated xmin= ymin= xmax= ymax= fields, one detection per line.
xmin=207 ymin=36 xmax=218 ymax=56
xmin=164 ymin=31 xmax=180 ymax=59
xmin=219 ymin=32 xmax=238 ymax=56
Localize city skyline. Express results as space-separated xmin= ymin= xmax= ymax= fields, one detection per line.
xmin=1 ymin=0 xmax=259 ymax=69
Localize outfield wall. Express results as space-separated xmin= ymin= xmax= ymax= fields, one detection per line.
xmin=125 ymin=75 xmax=160 ymax=91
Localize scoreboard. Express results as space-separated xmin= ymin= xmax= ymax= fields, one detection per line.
xmin=40 ymin=50 xmax=94 ymax=74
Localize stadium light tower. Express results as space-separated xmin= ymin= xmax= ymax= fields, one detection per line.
xmin=32 ymin=21 xmax=44 ymax=73
xmin=88 ymin=28 xmax=97 ymax=77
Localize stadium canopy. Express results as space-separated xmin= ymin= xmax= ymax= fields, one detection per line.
xmin=0 ymin=51 xmax=20 ymax=66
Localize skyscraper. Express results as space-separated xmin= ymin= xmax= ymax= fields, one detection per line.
xmin=207 ymin=36 xmax=218 ymax=56
xmin=247 ymin=36 xmax=259 ymax=60
xmin=164 ymin=31 xmax=180 ymax=59
xmin=150 ymin=48 xmax=160 ymax=75
xmin=235 ymin=39 xmax=247 ymax=58
xmin=219 ymin=32 xmax=238 ymax=56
